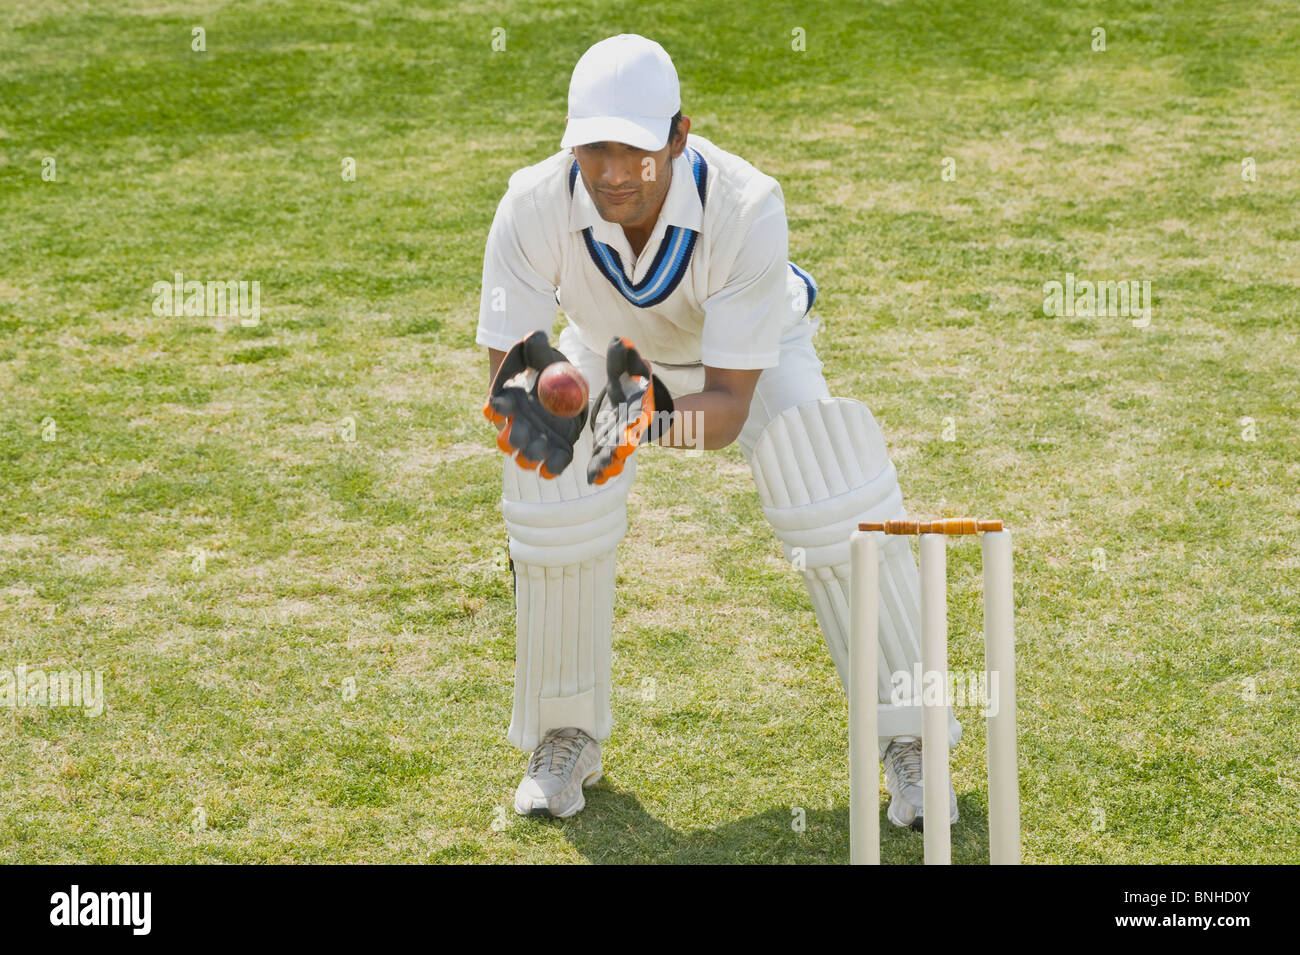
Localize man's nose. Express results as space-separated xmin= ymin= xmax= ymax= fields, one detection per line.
xmin=600 ymin=157 xmax=635 ymax=188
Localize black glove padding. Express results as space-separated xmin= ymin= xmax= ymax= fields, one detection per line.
xmin=586 ymin=337 xmax=675 ymax=486
xmin=483 ymin=330 xmax=589 ymax=479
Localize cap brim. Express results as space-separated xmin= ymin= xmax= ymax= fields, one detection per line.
xmin=561 ymin=115 xmax=670 ymax=151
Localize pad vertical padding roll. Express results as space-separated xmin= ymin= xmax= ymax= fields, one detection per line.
xmin=508 ymin=555 xmax=616 ymax=751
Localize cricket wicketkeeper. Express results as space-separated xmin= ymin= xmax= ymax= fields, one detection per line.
xmin=478 ymin=35 xmax=961 ymax=824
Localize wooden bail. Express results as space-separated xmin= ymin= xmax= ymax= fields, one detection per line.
xmin=857 ymin=518 xmax=1004 ymax=535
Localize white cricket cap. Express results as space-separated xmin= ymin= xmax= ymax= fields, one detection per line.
xmin=561 ymin=34 xmax=680 ymax=151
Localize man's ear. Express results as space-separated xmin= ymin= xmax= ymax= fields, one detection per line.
xmin=672 ymin=116 xmax=691 ymax=156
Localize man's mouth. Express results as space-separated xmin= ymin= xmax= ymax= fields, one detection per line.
xmin=601 ymin=190 xmax=638 ymax=203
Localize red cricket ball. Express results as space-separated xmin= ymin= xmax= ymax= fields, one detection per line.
xmin=537 ymin=362 xmax=589 ymax=418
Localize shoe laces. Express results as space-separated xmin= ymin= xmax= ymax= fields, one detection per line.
xmin=528 ymin=729 xmax=590 ymax=777
xmin=886 ymin=737 xmax=923 ymax=788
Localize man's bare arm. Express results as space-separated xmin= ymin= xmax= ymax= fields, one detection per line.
xmin=488 ymin=347 xmax=507 ymax=388
xmin=486 ymin=348 xmax=508 ymax=430
xmin=658 ymin=365 xmax=761 ymax=451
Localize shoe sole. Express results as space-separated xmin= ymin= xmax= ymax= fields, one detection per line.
xmin=516 ymin=766 xmax=603 ymax=819
xmin=886 ymin=799 xmax=959 ymax=831
xmin=885 ymin=782 xmax=958 ymax=831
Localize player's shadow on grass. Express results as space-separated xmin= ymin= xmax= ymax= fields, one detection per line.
xmin=551 ymin=780 xmax=995 ymax=864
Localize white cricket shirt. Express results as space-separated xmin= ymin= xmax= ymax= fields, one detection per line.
xmin=475 ymin=134 xmax=817 ymax=371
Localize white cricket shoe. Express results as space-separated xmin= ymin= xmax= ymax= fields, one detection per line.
xmin=883 ymin=736 xmax=958 ymax=831
xmin=514 ymin=727 xmax=602 ymax=819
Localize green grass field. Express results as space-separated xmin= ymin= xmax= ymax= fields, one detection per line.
xmin=1 ymin=0 xmax=1297 ymax=863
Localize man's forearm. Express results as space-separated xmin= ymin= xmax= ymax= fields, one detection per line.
xmin=488 ymin=347 xmax=507 ymax=388
xmin=486 ymin=348 xmax=507 ymax=432
xmin=656 ymin=389 xmax=748 ymax=452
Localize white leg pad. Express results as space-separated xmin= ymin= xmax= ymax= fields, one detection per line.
xmin=502 ymin=427 xmax=634 ymax=752
xmin=750 ymin=398 xmax=961 ymax=757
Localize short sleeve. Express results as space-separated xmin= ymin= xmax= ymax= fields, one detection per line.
xmin=475 ymin=188 xmax=561 ymax=351
xmin=700 ymin=193 xmax=791 ymax=370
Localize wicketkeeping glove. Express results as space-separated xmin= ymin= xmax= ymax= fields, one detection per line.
xmin=587 ymin=337 xmax=675 ymax=486
xmin=483 ymin=330 xmax=588 ymax=479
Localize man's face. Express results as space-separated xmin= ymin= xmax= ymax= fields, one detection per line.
xmin=572 ymin=126 xmax=686 ymax=228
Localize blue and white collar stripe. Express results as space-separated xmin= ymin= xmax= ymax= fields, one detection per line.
xmin=569 ymin=148 xmax=708 ymax=308
xmin=568 ymin=147 xmax=819 ymax=315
